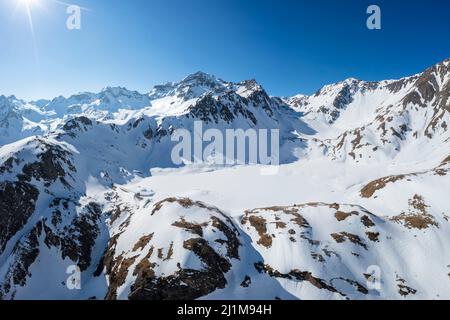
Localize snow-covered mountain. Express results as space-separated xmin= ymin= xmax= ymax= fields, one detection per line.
xmin=288 ymin=59 xmax=450 ymax=165
xmin=0 ymin=96 xmax=51 ymax=146
xmin=1 ymin=58 xmax=450 ymax=300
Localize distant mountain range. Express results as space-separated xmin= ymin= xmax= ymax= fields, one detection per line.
xmin=1 ymin=58 xmax=449 ymax=300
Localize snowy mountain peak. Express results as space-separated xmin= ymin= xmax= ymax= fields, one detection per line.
xmin=236 ymin=79 xmax=264 ymax=96
xmin=0 ymin=95 xmax=18 ymax=102
xmin=100 ymin=86 xmax=143 ymax=97
xmin=181 ymin=71 xmax=220 ymax=85
xmin=38 ymin=87 xmax=152 ymax=119
xmin=0 ymin=95 xmax=23 ymax=111
xmin=0 ymin=95 xmax=31 ymax=122
xmin=149 ymin=71 xmax=231 ymax=102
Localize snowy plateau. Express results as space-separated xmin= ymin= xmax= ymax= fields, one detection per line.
xmin=1 ymin=58 xmax=450 ymax=300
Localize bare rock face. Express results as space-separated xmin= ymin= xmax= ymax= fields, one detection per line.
xmin=19 ymin=142 xmax=76 ymax=188
xmin=62 ymin=116 xmax=93 ymax=137
xmin=186 ymin=87 xmax=273 ymax=126
xmin=0 ymin=200 xmax=104 ymax=299
xmin=0 ymin=182 xmax=39 ymax=254
xmin=43 ymin=201 xmax=103 ymax=271
xmin=0 ymin=222 xmax=42 ymax=300
xmin=0 ymin=137 xmax=104 ymax=299
xmin=0 ymin=138 xmax=78 ymax=255
xmin=97 ymin=197 xmax=241 ymax=300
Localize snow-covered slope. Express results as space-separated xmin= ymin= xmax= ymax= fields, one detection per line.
xmin=0 ymin=96 xmax=51 ymax=146
xmin=289 ymin=59 xmax=450 ymax=166
xmin=1 ymin=59 xmax=450 ymax=300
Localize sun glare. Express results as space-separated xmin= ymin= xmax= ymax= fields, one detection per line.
xmin=20 ymin=0 xmax=39 ymax=5
xmin=18 ymin=0 xmax=39 ymax=8
xmin=16 ymin=0 xmax=38 ymax=28
xmin=15 ymin=0 xmax=42 ymax=60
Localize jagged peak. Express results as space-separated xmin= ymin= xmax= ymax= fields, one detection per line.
xmin=149 ymin=71 xmax=231 ymax=101
xmin=311 ymin=77 xmax=367 ymax=98
xmin=0 ymin=96 xmax=24 ymax=116
xmin=181 ymin=71 xmax=219 ymax=83
xmin=341 ymin=77 xmax=361 ymax=84
xmin=432 ymin=57 xmax=450 ymax=68
xmin=46 ymin=86 xmax=145 ymax=105
xmin=0 ymin=95 xmax=19 ymax=103
xmin=100 ymin=86 xmax=143 ymax=96
xmin=238 ymin=79 xmax=263 ymax=90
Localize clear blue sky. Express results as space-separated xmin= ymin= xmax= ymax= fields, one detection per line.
xmin=1 ymin=0 xmax=450 ymax=100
